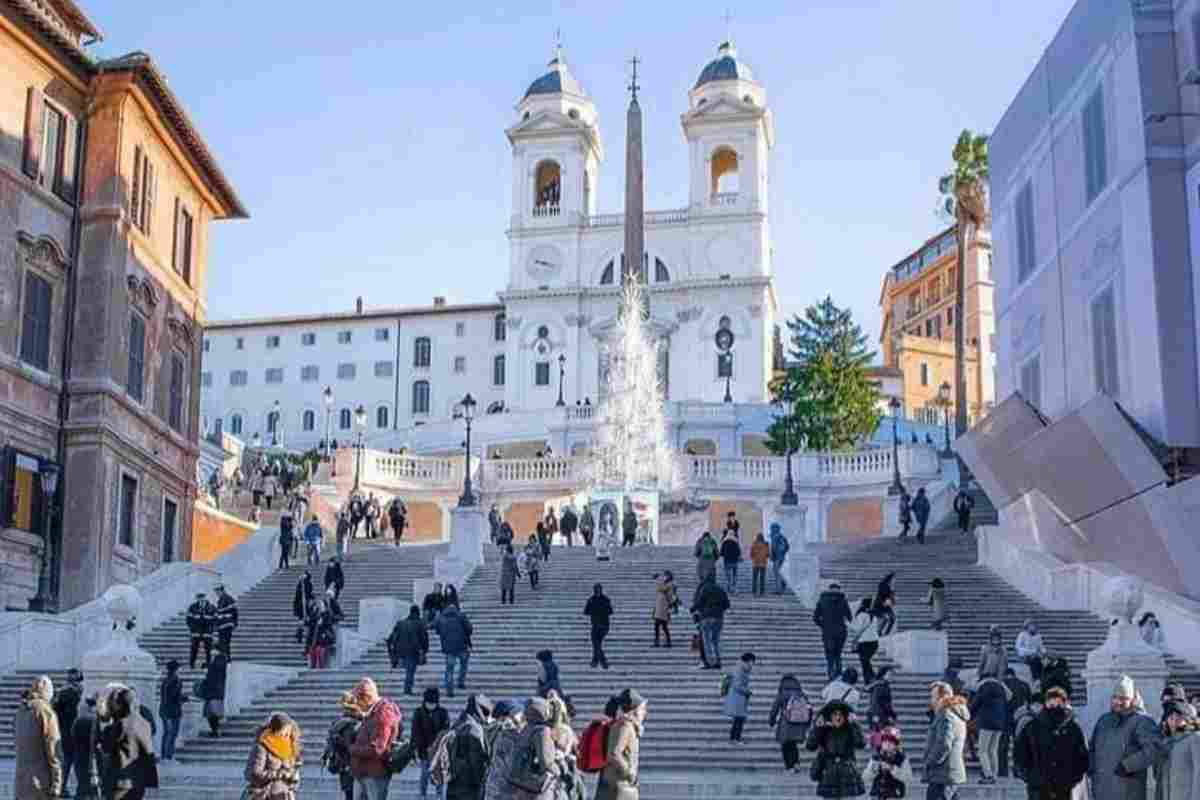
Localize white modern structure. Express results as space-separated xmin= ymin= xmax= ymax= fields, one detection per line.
xmin=201 ymin=41 xmax=780 ymax=459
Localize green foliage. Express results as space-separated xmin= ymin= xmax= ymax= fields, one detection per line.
xmin=767 ymin=296 xmax=881 ymax=453
xmin=938 ymin=130 xmax=990 ymax=225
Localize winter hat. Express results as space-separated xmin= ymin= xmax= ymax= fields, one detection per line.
xmin=619 ymin=688 xmax=646 ymax=712
xmin=741 ymin=652 xmax=756 ymax=664
xmin=1164 ymin=701 xmax=1197 ymax=721
xmin=494 ymin=700 xmax=517 ymax=718
xmin=770 ymin=522 xmax=781 ymax=536
xmin=604 ymin=695 xmax=622 ymax=719
xmin=423 ymin=687 xmax=440 ymax=705
xmin=536 ymin=649 xmax=554 ymax=663
xmin=1112 ymin=675 xmax=1136 ymax=699
xmin=67 ymin=668 xmax=83 ymax=684
xmin=930 ymin=578 xmax=945 ymax=589
xmin=1163 ymin=684 xmax=1188 ymax=702
xmin=820 ymin=700 xmax=853 ymax=719
xmin=842 ymin=667 xmax=860 ymax=685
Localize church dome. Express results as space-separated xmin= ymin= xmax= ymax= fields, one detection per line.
xmin=524 ymin=51 xmax=588 ymax=99
xmin=695 ymin=41 xmax=754 ymax=88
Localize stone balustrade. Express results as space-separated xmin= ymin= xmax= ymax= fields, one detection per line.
xmin=586 ymin=208 xmax=689 ymax=228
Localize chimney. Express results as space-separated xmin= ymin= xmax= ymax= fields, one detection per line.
xmin=355 ymin=296 xmax=364 ymax=314
xmin=433 ymin=296 xmax=446 ymax=307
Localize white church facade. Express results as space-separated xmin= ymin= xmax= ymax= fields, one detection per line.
xmin=200 ymin=43 xmax=782 ymax=458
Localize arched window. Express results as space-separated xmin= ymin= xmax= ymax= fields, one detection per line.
xmin=412 ymin=381 xmax=431 ymax=415
xmin=376 ymin=406 xmax=389 ymax=429
xmin=302 ymin=410 xmax=315 ymax=432
xmin=494 ymin=313 xmax=507 ymax=342
xmin=266 ymin=411 xmax=279 ymax=434
xmin=534 ymin=160 xmax=561 ymax=214
xmin=230 ymin=414 xmax=242 ymax=436
xmin=711 ymin=147 xmax=739 ymax=195
xmin=600 ymin=260 xmax=614 ymax=285
xmin=493 ymin=354 xmax=506 ymax=386
xmin=414 ymin=337 xmax=431 ymax=368
xmin=339 ymin=408 xmax=352 ymax=430
xmin=655 ymin=258 xmax=670 ymax=283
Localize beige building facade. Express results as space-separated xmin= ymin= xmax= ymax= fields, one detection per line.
xmin=0 ymin=0 xmax=245 ymax=610
xmin=878 ymin=225 xmax=995 ymax=426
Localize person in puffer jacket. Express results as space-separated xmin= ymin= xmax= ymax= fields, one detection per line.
xmin=482 ymin=700 xmax=523 ymax=800
xmin=923 ymin=683 xmax=970 ymax=798
xmin=969 ymin=676 xmax=1012 ymax=784
xmin=862 ymin=730 xmax=913 ymax=799
xmin=243 ymin=712 xmax=302 ymax=800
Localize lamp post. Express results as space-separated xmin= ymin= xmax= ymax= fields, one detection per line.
xmin=28 ymin=462 xmax=60 ymax=613
xmin=352 ymin=404 xmax=366 ymax=493
xmin=778 ymin=393 xmax=798 ymax=506
xmin=556 ymin=353 xmax=567 ymax=407
xmin=722 ymin=353 xmax=733 ymax=404
xmin=457 ymin=393 xmax=477 ymax=507
xmin=322 ymin=386 xmax=334 ymax=462
xmin=888 ymin=396 xmax=904 ymax=496
xmin=938 ymin=381 xmax=953 ymax=458
xmin=270 ymin=400 xmax=281 ymax=447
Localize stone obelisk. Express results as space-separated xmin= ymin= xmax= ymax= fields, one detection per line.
xmin=620 ymin=56 xmax=648 ymax=318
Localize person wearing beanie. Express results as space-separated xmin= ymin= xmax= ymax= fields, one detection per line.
xmin=323 ymin=693 xmax=363 ymax=800
xmin=768 ymin=522 xmax=791 ymax=594
xmin=411 ymin=687 xmax=449 ymax=800
xmin=724 ymin=653 xmax=756 ymax=743
xmin=977 ymin=625 xmax=1007 ymax=681
xmin=813 ymin=581 xmax=853 ymax=681
xmin=1088 ymin=675 xmax=1163 ymax=800
xmin=805 ymin=697 xmax=867 ymax=797
xmin=1158 ymin=699 xmax=1200 ymax=800
xmin=863 ymin=728 xmax=913 ymax=799
xmin=596 ymin=689 xmax=647 ymax=800
xmin=1013 ymin=683 xmax=1087 ymax=799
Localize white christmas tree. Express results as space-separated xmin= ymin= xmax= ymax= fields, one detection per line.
xmin=591 ymin=281 xmax=680 ymax=494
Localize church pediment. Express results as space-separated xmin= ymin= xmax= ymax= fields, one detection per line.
xmin=685 ymin=95 xmax=761 ymax=120
xmin=507 ymin=109 xmax=592 ymax=137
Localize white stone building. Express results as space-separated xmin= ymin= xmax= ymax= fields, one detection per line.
xmin=201 ymin=42 xmax=782 ymax=457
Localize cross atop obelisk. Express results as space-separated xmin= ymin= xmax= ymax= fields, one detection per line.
xmin=621 ymin=54 xmax=646 ymax=317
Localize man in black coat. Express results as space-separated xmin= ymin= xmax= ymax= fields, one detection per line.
xmin=71 ymin=694 xmax=100 ymax=798
xmin=99 ymin=687 xmax=156 ymax=800
xmin=912 ymin=488 xmax=931 ymax=544
xmin=1013 ymin=687 xmax=1089 ymax=800
xmin=584 ymin=583 xmax=615 ymax=669
xmin=691 ymin=573 xmax=731 ymax=670
xmin=53 ymin=668 xmax=84 ymax=791
xmin=560 ymin=506 xmax=578 ymax=547
xmin=446 ymin=694 xmax=493 ymax=800
xmin=387 ymin=605 xmax=430 ymax=695
xmin=324 ymin=558 xmax=346 ymax=601
xmin=278 ymin=510 xmax=295 ymax=569
xmin=953 ymin=489 xmax=975 ymax=534
xmin=186 ymin=593 xmax=215 ymax=669
xmin=1001 ymin=667 xmax=1032 ymax=778
xmin=388 ymin=498 xmax=407 ymax=546
xmin=158 ymin=660 xmax=187 ymax=761
xmin=813 ymin=581 xmax=853 ymax=681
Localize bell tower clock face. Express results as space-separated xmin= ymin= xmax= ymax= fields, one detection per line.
xmin=526 ymin=245 xmax=563 ymax=281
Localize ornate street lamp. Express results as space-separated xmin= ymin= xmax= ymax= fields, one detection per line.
xmin=271 ymin=400 xmax=281 ymax=447
xmin=29 ymin=462 xmax=60 ymax=613
xmin=888 ymin=396 xmax=905 ymax=496
xmin=778 ymin=393 xmax=798 ymax=506
xmin=938 ymin=381 xmax=954 ymax=458
xmin=556 ymin=353 xmax=567 ymax=407
xmin=352 ymin=404 xmax=367 ymax=492
xmin=458 ymin=393 xmax=478 ymax=507
xmin=322 ymin=386 xmax=334 ymax=462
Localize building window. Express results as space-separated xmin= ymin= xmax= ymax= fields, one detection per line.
xmin=266 ymin=335 xmax=280 ymax=349
xmin=203 ymin=338 xmax=210 ymax=353
xmin=230 ymin=414 xmax=243 ymax=435
xmin=1083 ymin=86 xmax=1108 ymax=205
xmin=600 ymin=260 xmax=614 ymax=285
xmin=925 ymin=319 xmax=934 ymax=338
xmin=1020 ymin=355 xmax=1042 ymax=410
xmin=39 ymin=104 xmax=65 ymax=195
xmin=535 ymin=361 xmax=551 ymax=386
xmin=337 ymin=363 xmax=356 ymax=380
xmin=301 ymin=332 xmax=316 ymax=346
xmin=130 ymin=146 xmax=155 ymax=235
xmin=19 ymin=271 xmax=52 ymax=372
xmin=934 ymin=315 xmax=943 ymax=339
xmin=235 ymin=337 xmax=244 ymax=350
xmin=493 ymin=354 xmax=506 ymax=386
xmin=1091 ymin=286 xmax=1119 ymax=396
xmin=412 ymin=380 xmax=431 ymax=415
xmin=337 ymin=330 xmax=352 ymax=344
xmin=374 ymin=328 xmax=390 ymax=342
xmin=265 ymin=368 xmax=284 ymax=384
xmin=374 ymin=361 xmax=393 ymax=378
xmin=454 ymin=356 xmax=466 ymax=374
xmin=414 ymin=337 xmax=432 ymax=368
xmin=302 ymin=410 xmax=316 ymax=431
xmin=230 ymin=370 xmax=248 ymax=387
xmin=339 ymin=408 xmax=352 ymax=430
xmin=127 ymin=314 xmax=146 ymax=403
xmin=168 ymin=354 xmax=185 ymax=432
xmin=301 ymin=365 xmax=319 ymax=382
xmin=376 ymin=407 xmax=389 ymax=429
xmin=717 ymin=351 xmax=733 ymax=379
xmin=201 ymin=371 xmax=212 ymax=388
xmin=161 ymin=498 xmax=177 ymax=563
xmin=119 ymin=474 xmax=137 ymax=549
xmin=172 ymin=202 xmax=194 ymax=284
xmin=1015 ymin=181 xmax=1036 ymax=283
xmin=655 ymin=258 xmax=670 ymax=283
xmin=920 ymin=362 xmax=929 ymax=387
xmin=494 ymin=313 xmax=507 ymax=342
xmin=5 ymin=450 xmax=46 ymax=535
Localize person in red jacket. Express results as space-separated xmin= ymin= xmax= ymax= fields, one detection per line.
xmin=349 ymin=678 xmax=402 ymax=800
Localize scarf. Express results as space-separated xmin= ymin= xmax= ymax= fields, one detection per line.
xmin=259 ymin=731 xmax=296 ymax=764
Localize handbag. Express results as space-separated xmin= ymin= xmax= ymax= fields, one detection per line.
xmin=387 ymin=736 xmax=415 ymax=775
xmin=140 ymin=751 xmax=160 ymax=789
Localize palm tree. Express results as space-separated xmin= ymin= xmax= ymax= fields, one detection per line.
xmin=938 ymin=130 xmax=990 ymax=442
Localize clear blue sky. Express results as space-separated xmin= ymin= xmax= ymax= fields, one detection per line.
xmin=88 ymin=1 xmax=1075 ymax=347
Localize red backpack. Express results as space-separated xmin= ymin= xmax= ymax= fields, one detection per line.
xmin=577 ymin=719 xmax=613 ymax=774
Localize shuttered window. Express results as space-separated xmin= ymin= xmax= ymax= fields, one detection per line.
xmin=412 ymin=381 xmax=431 ymax=415
xmin=1083 ymin=87 xmax=1108 ymax=205
xmin=172 ymin=200 xmax=194 ymax=284
xmin=19 ymin=271 xmax=52 ymax=372
xmin=1091 ymin=287 xmax=1120 ymax=396
xmin=130 ymin=147 xmax=156 ymax=234
xmin=168 ymin=354 xmax=185 ymax=432
xmin=1020 ymin=356 xmax=1042 ymax=410
xmin=127 ymin=315 xmax=146 ymax=403
xmin=1015 ymin=181 xmax=1036 ymax=283
xmin=22 ymin=89 xmax=78 ymax=204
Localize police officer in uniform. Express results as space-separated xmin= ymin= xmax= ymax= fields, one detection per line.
xmin=213 ymin=584 xmax=239 ymax=660
xmin=186 ymin=591 xmax=215 ymax=669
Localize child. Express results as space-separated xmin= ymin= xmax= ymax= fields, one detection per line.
xmin=521 ymin=535 xmax=541 ymax=589
xmin=724 ymin=652 xmax=756 ymax=743
xmin=862 ymin=730 xmax=913 ymax=799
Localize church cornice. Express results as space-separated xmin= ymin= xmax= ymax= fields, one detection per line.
xmin=499 ymin=274 xmax=772 ymax=303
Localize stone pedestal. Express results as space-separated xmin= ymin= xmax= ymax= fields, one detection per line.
xmin=80 ymin=586 xmax=159 ymax=723
xmin=882 ymin=493 xmax=903 ymax=538
xmin=449 ymin=506 xmax=487 ymax=566
xmin=768 ymin=504 xmax=819 ymax=604
xmin=886 ymin=630 xmax=948 ymax=674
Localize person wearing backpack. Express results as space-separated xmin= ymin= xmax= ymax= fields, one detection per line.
xmin=348 ymin=678 xmax=402 ymax=800
xmin=767 ymin=523 xmax=791 ymax=594
xmin=412 ymin=688 xmax=450 ymax=800
xmin=507 ymin=696 xmax=561 ymax=800
xmin=595 ymin=688 xmax=647 ymax=800
xmin=749 ymin=533 xmax=770 ymax=597
xmin=434 ymin=603 xmax=474 ymax=698
xmin=724 ymin=653 xmax=756 ymax=744
xmin=693 ymin=531 xmax=719 ymax=584
xmin=866 ymin=667 xmax=896 ymax=735
xmin=445 ymin=694 xmax=494 ymax=800
xmin=768 ymin=674 xmax=813 ymax=773
xmin=322 ymin=692 xmax=364 ymax=800
xmin=483 ymin=700 xmax=524 ymax=800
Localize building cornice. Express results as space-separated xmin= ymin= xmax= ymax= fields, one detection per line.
xmin=206 ymin=301 xmax=506 ymax=332
xmin=500 ymin=274 xmax=772 ymax=303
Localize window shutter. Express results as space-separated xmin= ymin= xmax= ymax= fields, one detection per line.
xmin=131 ymin=147 xmax=142 ymax=224
xmin=172 ymin=197 xmax=181 ymax=272
xmin=58 ymin=113 xmax=78 ymax=202
xmin=22 ymin=88 xmax=44 ymax=180
xmin=145 ymin=160 xmax=156 ymax=235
